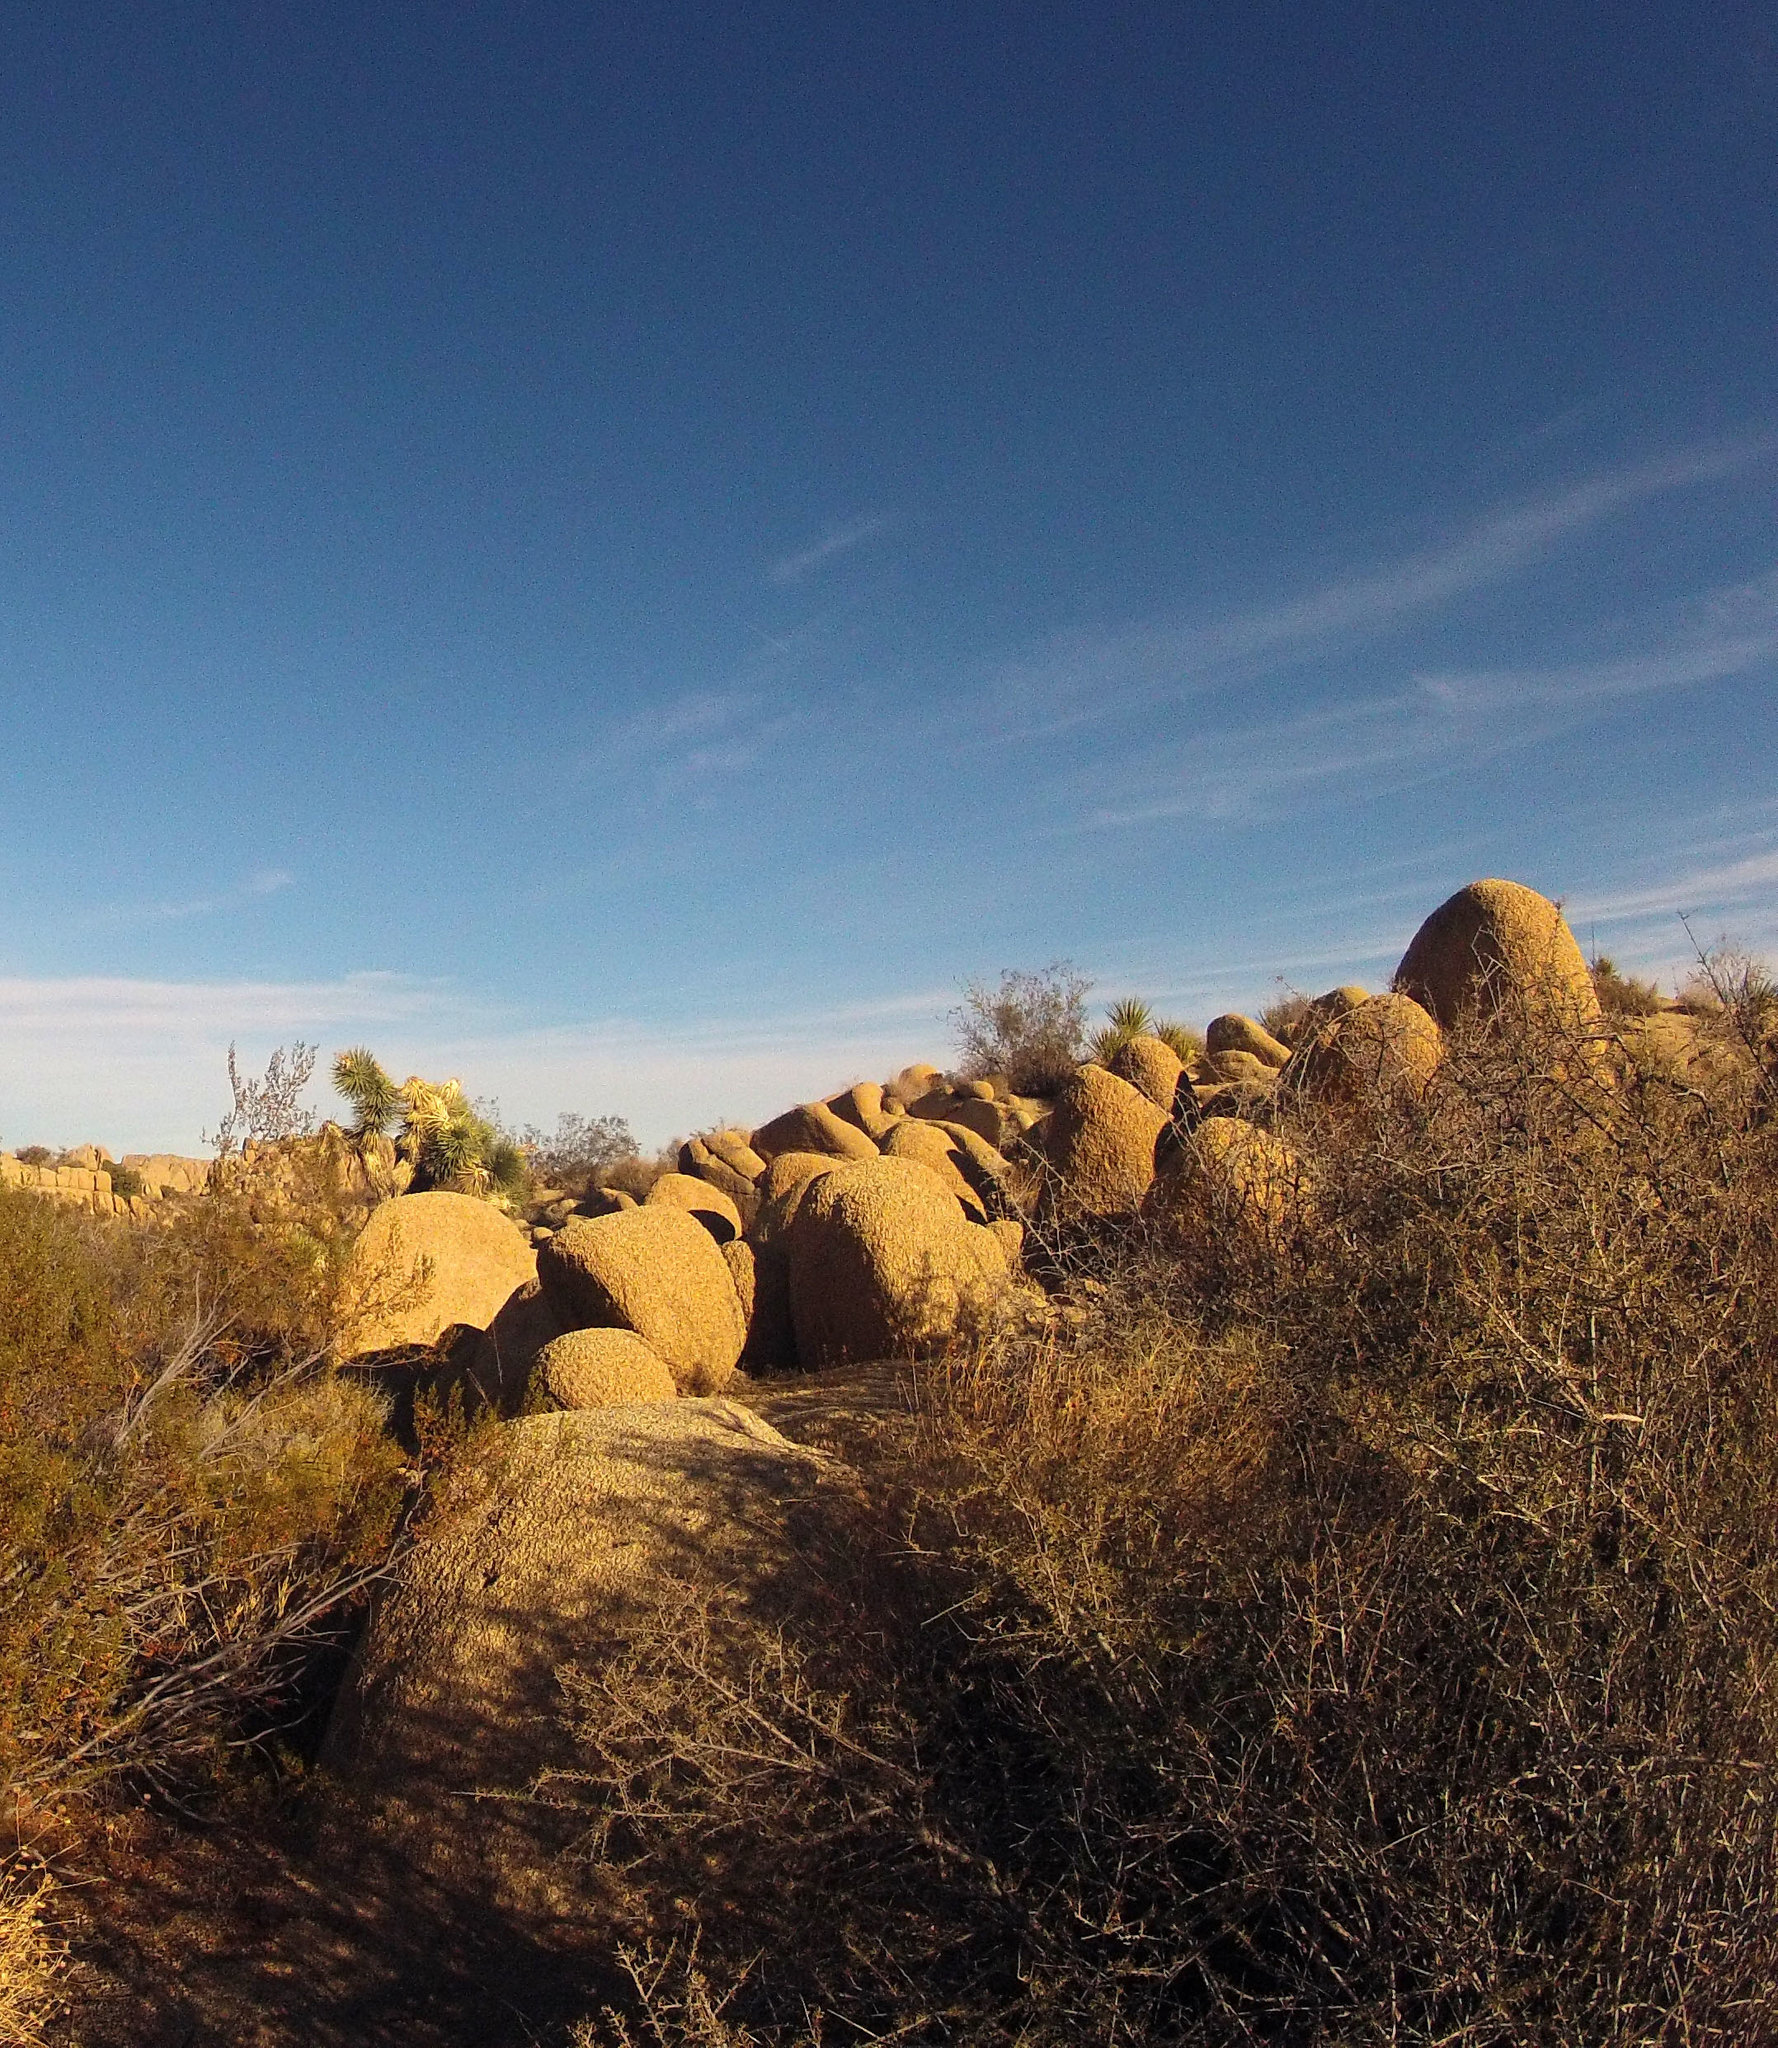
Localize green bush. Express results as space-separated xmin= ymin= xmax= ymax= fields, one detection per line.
xmin=0 ymin=1174 xmax=408 ymax=1818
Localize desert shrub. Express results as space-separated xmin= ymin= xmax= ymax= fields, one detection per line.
xmin=0 ymin=1865 xmax=60 ymax=2045
xmin=1590 ymin=952 xmax=1664 ymax=1016
xmin=105 ymin=1162 xmax=145 ymax=1200
xmin=953 ymin=964 xmax=1091 ymax=1096
xmin=331 ymin=1049 xmax=527 ymax=1198
xmin=522 ymin=1112 xmax=639 ymax=1190
xmin=596 ymin=1144 xmax=678 ymax=1202
xmin=211 ymin=1042 xmax=318 ymax=1152
xmin=13 ymin=1145 xmax=52 ymax=1167
xmin=567 ymin=982 xmax=1778 ymax=2045
xmin=1261 ymin=989 xmax=1317 ymax=1045
xmin=0 ymin=1168 xmax=408 ymax=1820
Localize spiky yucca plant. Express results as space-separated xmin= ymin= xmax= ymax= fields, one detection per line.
xmin=1155 ymin=1019 xmax=1204 ymax=1066
xmin=397 ymin=1077 xmax=493 ymax=1195
xmin=332 ymin=1047 xmax=401 ymax=1138
xmin=1089 ymin=997 xmax=1156 ymax=1064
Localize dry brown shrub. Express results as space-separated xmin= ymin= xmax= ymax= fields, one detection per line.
xmin=0 ymin=1865 xmax=61 ymax=2045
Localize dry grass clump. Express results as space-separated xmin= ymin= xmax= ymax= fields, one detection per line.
xmin=565 ymin=973 xmax=1778 ymax=2045
xmin=0 ymin=1158 xmax=410 ymax=1824
xmin=0 ymin=1866 xmax=62 ymax=2045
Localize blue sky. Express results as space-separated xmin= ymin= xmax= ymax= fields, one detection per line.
xmin=1 ymin=3 xmax=1775 ymax=1149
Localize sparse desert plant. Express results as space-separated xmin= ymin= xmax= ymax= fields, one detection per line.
xmin=0 ymin=1866 xmax=61 ymax=2046
xmin=520 ymin=1111 xmax=638 ymax=1191
xmin=1260 ymin=988 xmax=1317 ymax=1046
xmin=1590 ymin=952 xmax=1664 ymax=1015
xmin=105 ymin=1162 xmax=145 ymax=1200
xmin=210 ymin=1042 xmax=318 ymax=1153
xmin=1087 ymin=995 xmax=1154 ymax=1063
xmin=13 ymin=1144 xmax=52 ymax=1167
xmin=953 ymin=962 xmax=1091 ymax=1095
xmin=1154 ymin=1018 xmax=1204 ymax=1065
xmin=332 ymin=1046 xmax=402 ymax=1137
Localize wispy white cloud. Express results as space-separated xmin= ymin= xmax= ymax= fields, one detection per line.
xmin=1074 ymin=560 xmax=1778 ymax=829
xmin=982 ymin=433 xmax=1778 ymax=734
xmin=93 ymin=866 xmax=297 ymax=926
xmin=769 ymin=515 xmax=891 ymax=585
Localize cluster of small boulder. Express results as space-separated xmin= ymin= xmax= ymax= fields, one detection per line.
xmin=336 ymin=876 xmax=1640 ymax=1413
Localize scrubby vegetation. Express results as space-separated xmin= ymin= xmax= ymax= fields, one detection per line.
xmin=952 ymin=963 xmax=1092 ymax=1094
xmin=563 ymin=974 xmax=1778 ymax=2046
xmin=332 ymin=1048 xmax=530 ymax=1200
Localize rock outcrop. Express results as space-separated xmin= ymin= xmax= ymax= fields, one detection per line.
xmin=538 ymin=1208 xmax=745 ymax=1395
xmin=537 ymin=1327 xmax=678 ymax=1409
xmin=645 ymin=1170 xmax=744 ymax=1244
xmin=1108 ymin=1032 xmax=1187 ymax=1109
xmin=1395 ymin=878 xmax=1601 ymax=1041
xmin=1204 ymin=1014 xmax=1292 ymax=1069
xmin=345 ymin=1191 xmax=539 ymax=1354
xmin=1286 ymin=991 xmax=1444 ymax=1105
xmin=750 ymin=1101 xmax=880 ymax=1163
xmin=1031 ymin=1064 xmax=1168 ymax=1216
xmin=786 ymin=1156 xmax=1016 ymax=1369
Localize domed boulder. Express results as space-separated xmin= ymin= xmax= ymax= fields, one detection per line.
xmin=750 ymin=1101 xmax=880 ymax=1164
xmin=1032 ymin=1065 xmax=1169 ymax=1216
xmin=577 ymin=1185 xmax=638 ymax=1218
xmin=700 ymin=1128 xmax=768 ymax=1182
xmin=940 ymin=1095 xmax=1013 ymax=1147
xmin=537 ymin=1207 xmax=745 ymax=1395
xmin=1394 ymin=878 xmax=1601 ymax=1040
xmin=752 ymin=1151 xmax=847 ymax=1244
xmin=344 ymin=1191 xmax=539 ymax=1355
xmin=1201 ymin=1048 xmax=1283 ymax=1090
xmin=826 ymin=1080 xmax=901 ymax=1141
xmin=1286 ymin=992 xmax=1444 ymax=1106
xmin=884 ymin=1062 xmax=946 ymax=1110
xmin=1204 ymin=1014 xmax=1292 ymax=1070
xmin=1109 ymin=1032 xmax=1186 ymax=1110
xmin=537 ymin=1327 xmax=678 ymax=1409
xmin=1143 ymin=1117 xmax=1312 ymax=1253
xmin=877 ymin=1118 xmax=986 ymax=1219
xmin=678 ymin=1138 xmax=761 ymax=1223
xmin=786 ymin=1156 xmax=1017 ymax=1370
xmin=1311 ymin=984 xmax=1371 ymax=1022
xmin=646 ymin=1170 xmax=744 ymax=1244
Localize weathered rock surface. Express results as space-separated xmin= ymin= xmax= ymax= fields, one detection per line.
xmin=1143 ymin=1117 xmax=1312 ymax=1252
xmin=1032 ymin=1065 xmax=1169 ymax=1216
xmin=1286 ymin=991 xmax=1444 ymax=1105
xmin=787 ymin=1155 xmax=1016 ymax=1369
xmin=1109 ymin=1032 xmax=1187 ymax=1109
xmin=877 ymin=1118 xmax=987 ymax=1218
xmin=345 ymin=1191 xmax=539 ymax=1355
xmin=538 ymin=1208 xmax=745 ymax=1395
xmin=750 ymin=1100 xmax=880 ymax=1163
xmin=1205 ymin=1013 xmax=1293 ymax=1069
xmin=645 ymin=1170 xmax=744 ymax=1243
xmin=537 ymin=1327 xmax=678 ymax=1410
xmin=1395 ymin=877 xmax=1601 ymax=1040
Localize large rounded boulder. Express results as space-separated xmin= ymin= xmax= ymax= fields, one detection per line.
xmin=1032 ymin=1064 xmax=1169 ymax=1216
xmin=645 ymin=1170 xmax=744 ymax=1243
xmin=344 ymin=1191 xmax=538 ymax=1354
xmin=537 ymin=1327 xmax=678 ymax=1409
xmin=750 ymin=1100 xmax=880 ymax=1163
xmin=1109 ymin=1032 xmax=1187 ymax=1109
xmin=786 ymin=1156 xmax=1016 ymax=1370
xmin=877 ymin=1118 xmax=987 ymax=1218
xmin=1395 ymin=878 xmax=1601 ymax=1040
xmin=1143 ymin=1116 xmax=1313 ymax=1254
xmin=1204 ymin=1013 xmax=1292 ymax=1069
xmin=1285 ymin=992 xmax=1444 ymax=1106
xmin=538 ymin=1207 xmax=745 ymax=1395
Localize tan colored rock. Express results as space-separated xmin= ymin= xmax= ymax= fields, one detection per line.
xmin=1109 ymin=1032 xmax=1186 ymax=1110
xmin=988 ymin=1217 xmax=1025 ymax=1266
xmin=1033 ymin=1065 xmax=1169 ymax=1216
xmin=1143 ymin=1117 xmax=1312 ymax=1252
xmin=786 ymin=1156 xmax=1015 ymax=1369
xmin=884 ymin=1062 xmax=946 ymax=1109
xmin=1312 ymin=984 xmax=1371 ymax=1021
xmin=750 ymin=1100 xmax=880 ymax=1163
xmin=877 ymin=1118 xmax=986 ymax=1218
xmin=578 ymin=1185 xmax=638 ymax=1217
xmin=679 ymin=1138 xmax=761 ymax=1221
xmin=1205 ymin=1013 xmax=1292 ymax=1069
xmin=646 ymin=1170 xmax=744 ymax=1244
xmin=537 ymin=1327 xmax=677 ymax=1409
xmin=941 ymin=1095 xmax=1012 ymax=1147
xmin=906 ymin=1087 xmax=966 ymax=1122
xmin=1394 ymin=878 xmax=1601 ymax=1040
xmin=1201 ymin=1048 xmax=1283 ymax=1089
xmin=325 ymin=1403 xmax=854 ymax=1847
xmin=753 ymin=1150 xmax=847 ymax=1243
xmin=538 ymin=1207 xmax=745 ymax=1394
xmin=1286 ymin=992 xmax=1444 ymax=1105
xmin=826 ymin=1080 xmax=901 ymax=1141
xmin=957 ymin=1078 xmax=997 ymax=1102
xmin=728 ymin=1236 xmax=797 ymax=1370
xmin=345 ymin=1191 xmax=539 ymax=1355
